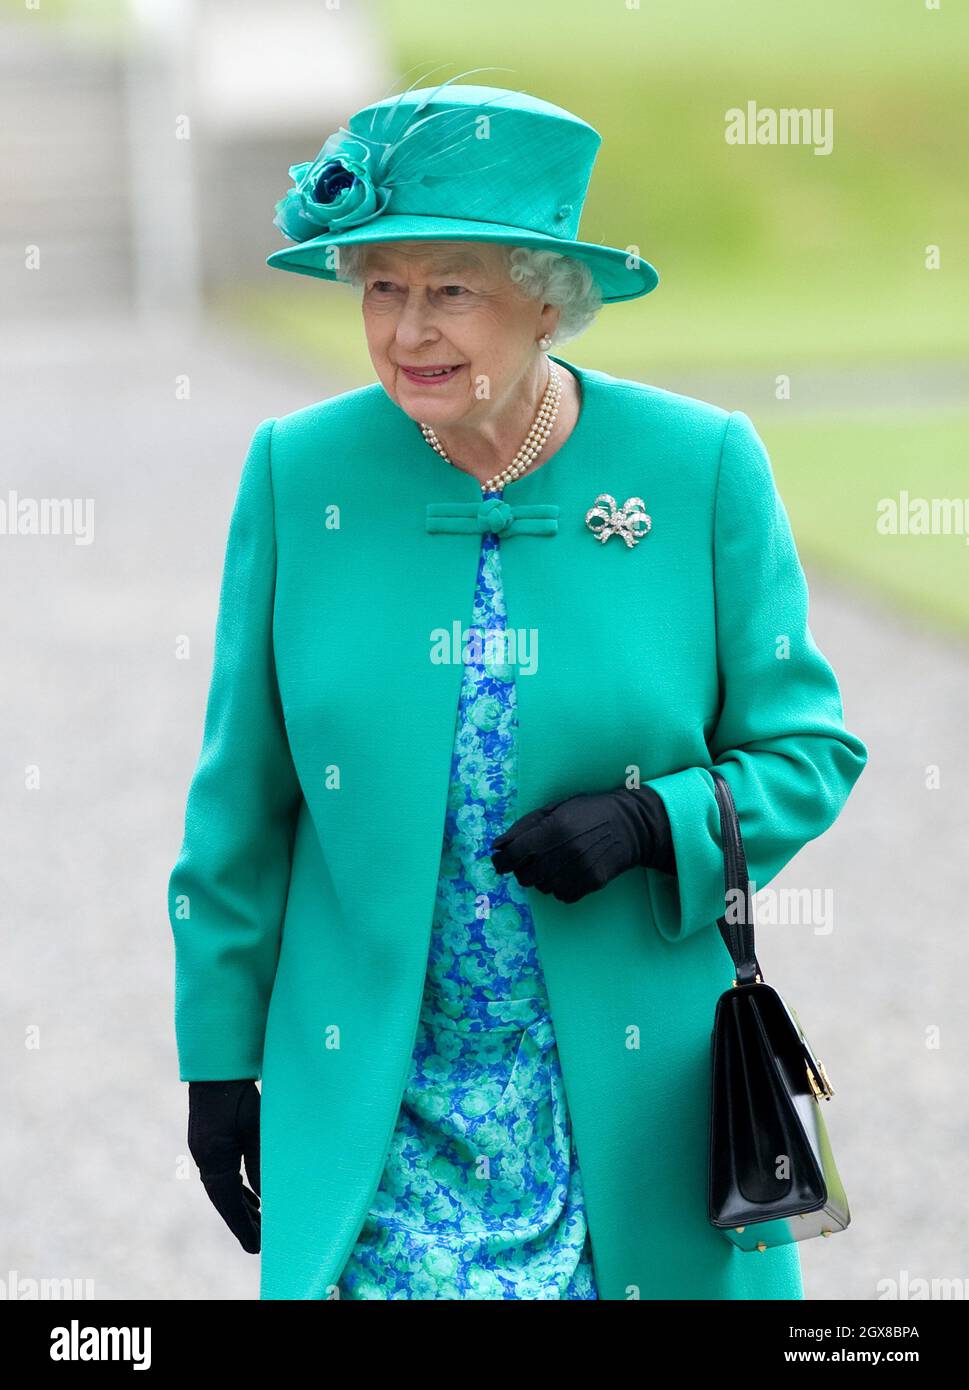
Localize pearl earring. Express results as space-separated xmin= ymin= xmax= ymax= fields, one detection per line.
xmin=538 ymin=334 xmax=552 ymax=350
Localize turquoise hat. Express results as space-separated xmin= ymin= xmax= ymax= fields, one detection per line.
xmin=266 ymin=74 xmax=659 ymax=304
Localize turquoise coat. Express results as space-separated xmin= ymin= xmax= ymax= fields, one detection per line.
xmin=168 ymin=352 xmax=868 ymax=1300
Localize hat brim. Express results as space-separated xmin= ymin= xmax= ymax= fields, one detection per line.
xmin=265 ymin=213 xmax=658 ymax=304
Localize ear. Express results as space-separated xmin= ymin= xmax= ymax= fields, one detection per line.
xmin=539 ymin=303 xmax=561 ymax=341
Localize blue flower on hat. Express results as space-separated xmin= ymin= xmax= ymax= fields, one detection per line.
xmin=272 ymin=130 xmax=391 ymax=242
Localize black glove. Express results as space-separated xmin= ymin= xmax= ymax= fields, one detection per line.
xmin=490 ymin=785 xmax=676 ymax=904
xmin=187 ymin=1079 xmax=262 ymax=1254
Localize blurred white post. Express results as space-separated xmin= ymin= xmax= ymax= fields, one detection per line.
xmin=123 ymin=0 xmax=202 ymax=327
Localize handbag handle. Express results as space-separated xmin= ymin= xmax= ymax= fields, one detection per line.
xmin=709 ymin=767 xmax=762 ymax=986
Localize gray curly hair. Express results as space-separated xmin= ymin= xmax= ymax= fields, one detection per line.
xmin=333 ymin=243 xmax=602 ymax=345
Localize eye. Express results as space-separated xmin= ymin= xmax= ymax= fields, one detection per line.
xmin=439 ymin=284 xmax=470 ymax=297
xmin=368 ymin=280 xmax=398 ymax=294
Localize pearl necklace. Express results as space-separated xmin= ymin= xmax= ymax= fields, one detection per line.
xmin=419 ymin=359 xmax=562 ymax=493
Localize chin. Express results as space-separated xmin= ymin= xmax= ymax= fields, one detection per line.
xmin=400 ymin=390 xmax=469 ymax=419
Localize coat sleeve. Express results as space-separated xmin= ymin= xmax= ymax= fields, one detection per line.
xmin=642 ymin=409 xmax=868 ymax=944
xmin=167 ymin=417 xmax=303 ymax=1080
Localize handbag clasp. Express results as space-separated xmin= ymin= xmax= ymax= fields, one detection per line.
xmin=806 ymin=1060 xmax=835 ymax=1101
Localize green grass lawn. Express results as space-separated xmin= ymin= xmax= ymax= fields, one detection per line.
xmin=761 ymin=412 xmax=969 ymax=639
xmin=379 ymin=0 xmax=969 ymax=369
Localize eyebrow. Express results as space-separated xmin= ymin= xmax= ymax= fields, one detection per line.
xmin=363 ymin=251 xmax=487 ymax=275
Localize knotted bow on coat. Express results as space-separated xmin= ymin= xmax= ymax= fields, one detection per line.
xmin=425 ymin=498 xmax=559 ymax=537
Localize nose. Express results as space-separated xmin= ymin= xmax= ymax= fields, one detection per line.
xmin=394 ymin=287 xmax=440 ymax=348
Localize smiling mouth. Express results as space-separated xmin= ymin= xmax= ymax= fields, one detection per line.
xmin=399 ymin=364 xmax=466 ymax=383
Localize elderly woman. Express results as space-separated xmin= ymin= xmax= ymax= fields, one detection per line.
xmin=169 ymin=78 xmax=868 ymax=1301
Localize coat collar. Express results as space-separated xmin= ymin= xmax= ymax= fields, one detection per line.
xmin=419 ymin=353 xmax=595 ymax=536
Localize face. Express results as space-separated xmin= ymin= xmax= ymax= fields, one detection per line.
xmin=356 ymin=241 xmax=559 ymax=428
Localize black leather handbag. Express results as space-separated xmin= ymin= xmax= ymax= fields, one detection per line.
xmin=707 ymin=767 xmax=850 ymax=1251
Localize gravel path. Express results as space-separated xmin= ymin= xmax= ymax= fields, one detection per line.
xmin=1 ymin=311 xmax=964 ymax=1301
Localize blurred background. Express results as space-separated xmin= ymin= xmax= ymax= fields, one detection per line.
xmin=1 ymin=0 xmax=967 ymax=1301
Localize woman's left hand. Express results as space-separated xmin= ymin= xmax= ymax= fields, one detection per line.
xmin=490 ymin=786 xmax=676 ymax=904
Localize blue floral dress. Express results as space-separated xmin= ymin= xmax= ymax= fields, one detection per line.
xmin=337 ymin=488 xmax=598 ymax=1301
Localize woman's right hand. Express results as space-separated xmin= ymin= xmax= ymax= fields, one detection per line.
xmin=187 ymin=1080 xmax=262 ymax=1253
